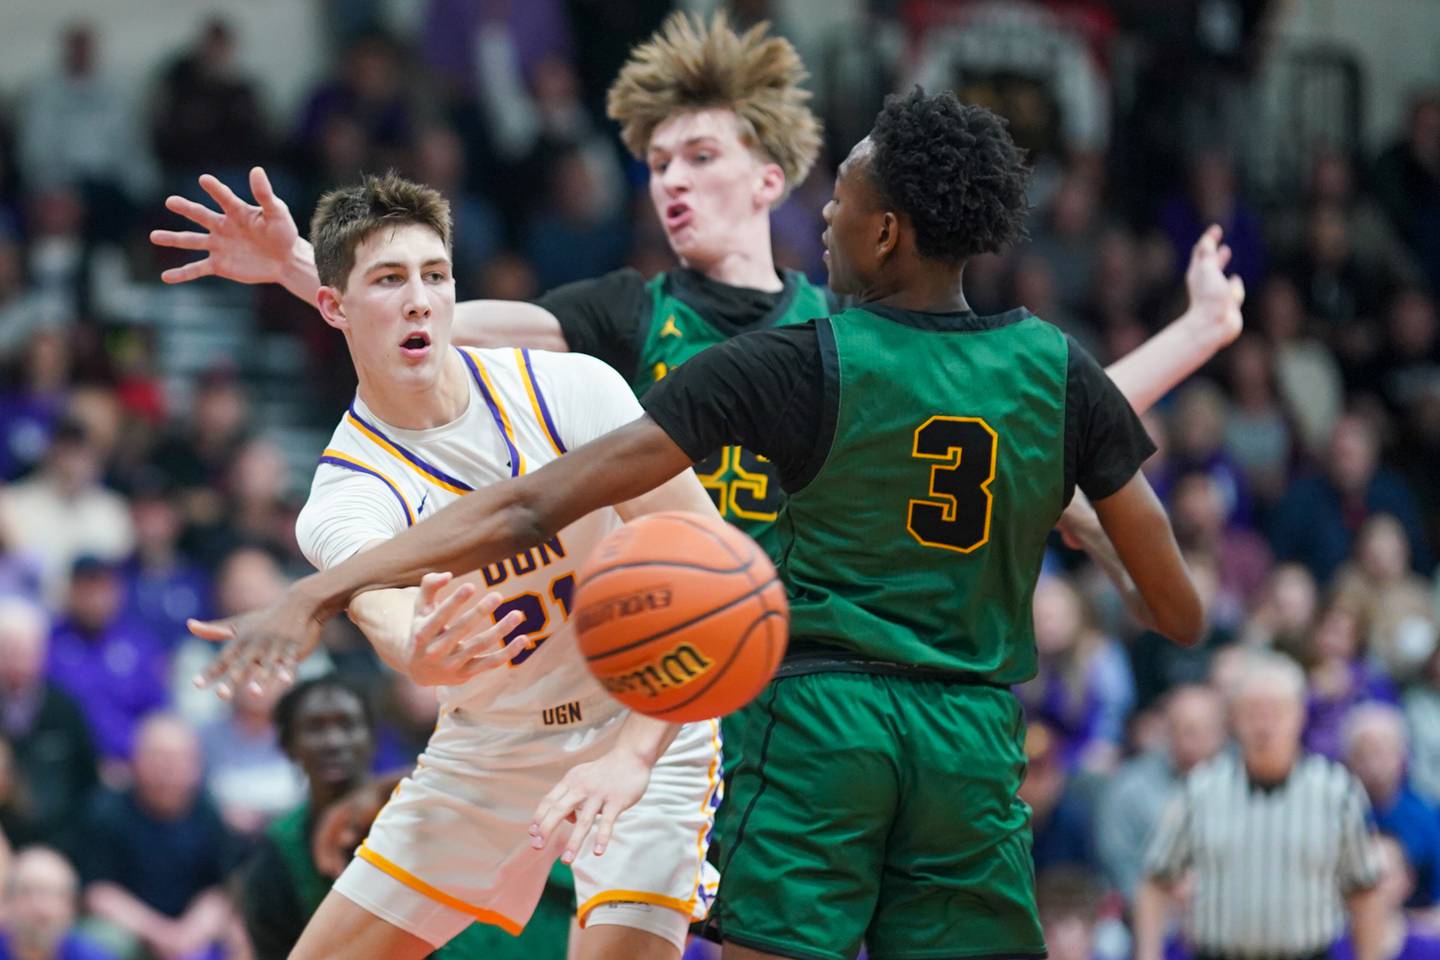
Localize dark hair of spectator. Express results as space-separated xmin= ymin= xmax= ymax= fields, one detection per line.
xmin=867 ymin=88 xmax=1031 ymax=264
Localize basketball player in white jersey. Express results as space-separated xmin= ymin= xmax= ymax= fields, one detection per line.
xmin=221 ymin=172 xmax=722 ymax=960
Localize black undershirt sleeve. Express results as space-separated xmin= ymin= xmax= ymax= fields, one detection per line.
xmin=640 ymin=323 xmax=829 ymax=492
xmin=240 ymin=840 xmax=307 ymax=960
xmin=533 ymin=268 xmax=650 ymax=377
xmin=1063 ymin=335 xmax=1157 ymax=504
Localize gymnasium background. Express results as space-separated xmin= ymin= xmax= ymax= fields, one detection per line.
xmin=1 ymin=0 xmax=1439 ymax=958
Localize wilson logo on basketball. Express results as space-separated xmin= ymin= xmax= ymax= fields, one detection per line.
xmin=601 ymin=643 xmax=714 ymax=698
xmin=575 ymin=587 xmax=673 ymax=633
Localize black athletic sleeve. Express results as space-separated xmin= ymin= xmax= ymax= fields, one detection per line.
xmin=641 ymin=323 xmax=830 ymax=492
xmin=1063 ymin=335 xmax=1156 ymax=503
xmin=533 ymin=268 xmax=650 ymax=377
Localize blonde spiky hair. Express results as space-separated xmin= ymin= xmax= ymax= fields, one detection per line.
xmin=607 ymin=11 xmax=822 ymax=201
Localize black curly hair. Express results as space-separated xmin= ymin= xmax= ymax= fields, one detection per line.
xmin=867 ymin=88 xmax=1031 ymax=264
xmin=274 ymin=674 xmax=373 ymax=755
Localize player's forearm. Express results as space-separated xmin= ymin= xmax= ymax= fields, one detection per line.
xmin=613 ymin=711 xmax=683 ymax=768
xmin=87 ymin=882 xmax=176 ymax=944
xmin=299 ymin=484 xmax=546 ymax=620
xmin=296 ymin=419 xmax=691 ymax=619
xmin=346 ymin=588 xmax=419 ymax=674
xmin=1105 ymin=307 xmax=1229 ymax=415
xmin=280 ymin=237 xmax=322 ymax=304
xmin=452 ymin=300 xmax=569 ymax=351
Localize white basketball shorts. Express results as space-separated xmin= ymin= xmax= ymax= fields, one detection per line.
xmin=332 ymin=689 xmax=722 ymax=946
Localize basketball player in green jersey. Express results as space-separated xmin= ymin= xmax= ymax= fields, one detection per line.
xmin=185 ymin=90 xmax=1231 ymax=960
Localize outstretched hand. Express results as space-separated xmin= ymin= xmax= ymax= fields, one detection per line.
xmin=186 ymin=585 xmax=327 ymax=699
xmin=404 ymin=572 xmax=532 ymax=686
xmin=1184 ymin=224 xmax=1246 ymax=349
xmin=150 ymin=167 xmax=304 ymax=287
xmin=530 ymin=749 xmax=652 ymax=864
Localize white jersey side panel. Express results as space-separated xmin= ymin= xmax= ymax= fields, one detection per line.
xmin=295 ymin=347 xmax=645 ymax=720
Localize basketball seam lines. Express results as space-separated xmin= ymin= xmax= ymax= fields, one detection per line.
xmin=583 ymin=578 xmax=781 ymax=662
xmin=580 ymin=557 xmax=756 ymax=583
xmin=663 ymin=512 xmax=750 ymax=565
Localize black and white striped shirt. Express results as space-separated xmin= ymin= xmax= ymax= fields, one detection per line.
xmin=1144 ymin=751 xmax=1380 ymax=957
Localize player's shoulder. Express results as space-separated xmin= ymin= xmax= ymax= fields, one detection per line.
xmin=527 ymin=347 xmax=632 ymax=394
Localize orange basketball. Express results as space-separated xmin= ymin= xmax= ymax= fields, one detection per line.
xmin=573 ymin=511 xmax=789 ymax=723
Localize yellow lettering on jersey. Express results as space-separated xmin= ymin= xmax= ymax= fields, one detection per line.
xmin=652 ymin=361 xmax=668 ymax=382
xmin=660 ymin=315 xmax=682 ymax=338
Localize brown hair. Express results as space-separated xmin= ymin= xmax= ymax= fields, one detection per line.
xmin=310 ymin=172 xmax=452 ymax=290
xmin=606 ymin=11 xmax=822 ymax=201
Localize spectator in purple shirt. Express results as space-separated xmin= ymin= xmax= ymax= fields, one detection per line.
xmin=1332 ymin=836 xmax=1440 ymax=960
xmin=45 ymin=557 xmax=168 ymax=766
xmin=0 ymin=847 xmax=116 ymax=960
xmin=1305 ymin=598 xmax=1398 ymax=761
xmin=117 ymin=473 xmax=210 ymax=651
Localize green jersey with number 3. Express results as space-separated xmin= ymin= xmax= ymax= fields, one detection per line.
xmin=632 ymin=271 xmax=833 ymax=559
xmin=779 ymin=306 xmax=1068 ymax=685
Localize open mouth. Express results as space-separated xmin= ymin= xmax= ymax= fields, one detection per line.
xmin=664 ymin=202 xmax=693 ymax=231
xmin=399 ymin=331 xmax=431 ymax=357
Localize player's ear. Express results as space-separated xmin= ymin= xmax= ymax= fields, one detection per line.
xmin=317 ymin=286 xmax=349 ymax=331
xmin=875 ymin=211 xmax=901 ymax=261
xmin=755 ymin=162 xmax=785 ymax=209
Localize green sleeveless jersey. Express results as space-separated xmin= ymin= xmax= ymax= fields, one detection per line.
xmin=632 ymin=270 xmax=833 ymax=559
xmin=778 ymin=306 xmax=1069 ymax=685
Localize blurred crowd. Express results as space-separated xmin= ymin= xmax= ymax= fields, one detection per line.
xmin=0 ymin=1 xmax=1439 ymax=958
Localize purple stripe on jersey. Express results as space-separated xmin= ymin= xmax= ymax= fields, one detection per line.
xmin=456 ymin=348 xmax=522 ymax=478
xmin=347 ymin=403 xmax=474 ymax=492
xmin=318 ymin=455 xmax=415 ymax=525
xmin=521 ymin=348 xmax=568 ymax=453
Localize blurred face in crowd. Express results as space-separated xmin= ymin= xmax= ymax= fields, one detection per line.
xmin=6 ymin=848 xmax=80 ymax=954
xmin=66 ymin=568 xmax=121 ymax=634
xmin=0 ymin=602 xmax=48 ymax=697
xmin=132 ymin=716 xmax=203 ymax=821
xmin=131 ymin=494 xmax=182 ymax=559
xmin=1259 ymin=276 xmax=1306 ymax=344
xmin=61 ymin=24 xmax=95 ymax=78
xmin=1357 ymin=515 xmax=1411 ymax=583
xmin=1227 ymin=335 xmax=1274 ymax=405
xmin=1017 ymin=723 xmax=1065 ymax=818
xmin=1232 ymin=666 xmax=1306 ymax=781
xmin=194 ymin=376 xmax=248 ymax=441
xmin=1312 ymin=604 xmax=1360 ymax=662
xmin=1166 ymin=686 xmax=1226 ymax=774
xmin=1310 ymin=150 xmax=1353 ymax=203
xmin=1173 ymin=474 xmax=1226 ymax=546
xmin=647 ymin=108 xmax=785 ymax=272
xmin=47 ymin=433 xmax=100 ymax=496
xmin=215 ymin=547 xmax=287 ymax=618
xmin=1328 ymin=415 xmax=1379 ymax=494
xmin=1173 ymin=383 xmax=1229 ymax=460
xmin=1388 ymin=289 xmax=1437 ymax=360
xmin=1307 ymin=203 xmax=1350 ymax=267
xmin=321 ymin=223 xmax=457 ymax=397
xmin=1032 ymin=576 xmax=1083 ymax=658
xmin=289 ymin=686 xmax=374 ymax=793
xmin=229 ymin=438 xmax=288 ymax=505
xmin=1268 ymin=564 xmax=1319 ymax=635
xmin=1345 ymin=710 xmax=1407 ymax=804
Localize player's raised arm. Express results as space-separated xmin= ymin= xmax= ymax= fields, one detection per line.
xmin=150 ymin=167 xmax=570 ymax=350
xmin=187 ymin=416 xmax=691 ymax=697
xmin=1103 ymin=224 xmax=1246 ymax=415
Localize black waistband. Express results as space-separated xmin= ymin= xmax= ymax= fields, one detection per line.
xmin=776 ymin=638 xmax=1010 ymax=688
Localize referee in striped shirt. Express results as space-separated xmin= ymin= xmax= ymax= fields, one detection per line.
xmin=1133 ymin=652 xmax=1384 ymax=960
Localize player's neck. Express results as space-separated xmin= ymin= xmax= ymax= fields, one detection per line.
xmin=355 ymin=350 xmax=470 ymax=430
xmin=865 ymin=265 xmax=971 ymax=314
xmin=689 ymin=228 xmax=783 ymax=291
